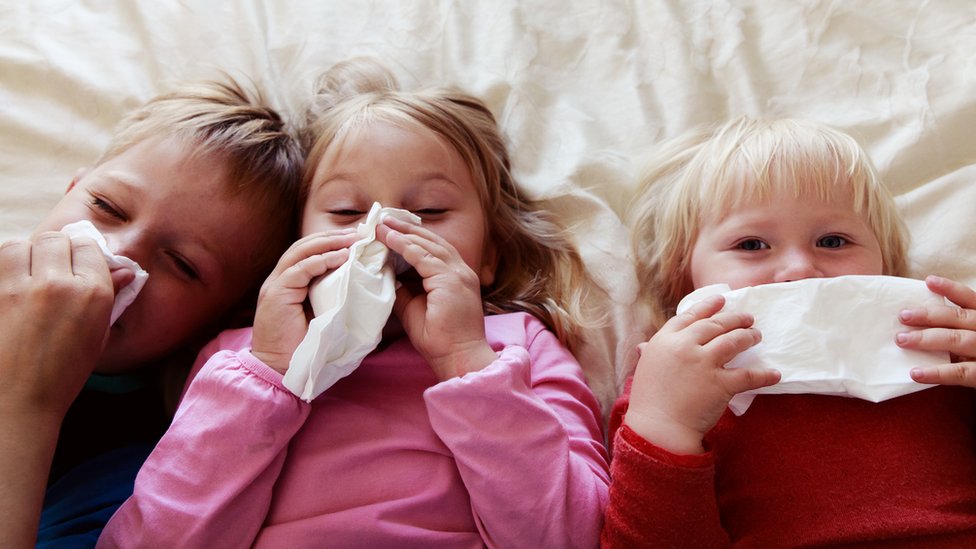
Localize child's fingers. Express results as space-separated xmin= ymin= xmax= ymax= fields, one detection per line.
xmin=68 ymin=236 xmax=112 ymax=283
xmin=925 ymin=275 xmax=976 ymax=310
xmin=898 ymin=304 xmax=976 ymax=330
xmin=910 ymin=362 xmax=976 ymax=387
xmin=666 ymin=295 xmax=727 ymax=331
xmin=702 ymin=325 xmax=762 ymax=365
xmin=269 ymin=231 xmax=358 ymax=277
xmin=29 ymin=231 xmax=74 ymax=279
xmin=721 ymin=366 xmax=781 ymax=395
xmin=0 ymin=240 xmax=30 ymax=279
xmin=688 ymin=311 xmax=756 ymax=348
xmin=381 ymin=215 xmax=439 ymax=240
xmin=895 ymin=326 xmax=976 ymax=359
xmin=268 ymin=249 xmax=350 ymax=295
xmin=377 ymin=226 xmax=457 ymax=280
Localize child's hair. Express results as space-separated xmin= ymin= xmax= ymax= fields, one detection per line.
xmin=303 ymin=58 xmax=591 ymax=347
xmin=97 ymin=77 xmax=305 ymax=277
xmin=630 ymin=116 xmax=909 ymax=324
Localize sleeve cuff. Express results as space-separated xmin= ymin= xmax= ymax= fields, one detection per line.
xmin=618 ymin=423 xmax=714 ymax=469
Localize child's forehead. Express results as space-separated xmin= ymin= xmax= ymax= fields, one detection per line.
xmin=700 ymin=171 xmax=860 ymax=217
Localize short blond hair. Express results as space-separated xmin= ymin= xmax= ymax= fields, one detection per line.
xmin=99 ymin=77 xmax=304 ymax=277
xmin=631 ymin=116 xmax=909 ymax=324
xmin=303 ymin=58 xmax=591 ymax=347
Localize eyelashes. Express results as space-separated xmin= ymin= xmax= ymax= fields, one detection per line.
xmin=89 ymin=195 xmax=127 ymax=221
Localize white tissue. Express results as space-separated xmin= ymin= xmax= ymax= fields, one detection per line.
xmin=60 ymin=220 xmax=149 ymax=325
xmin=284 ymin=202 xmax=421 ymax=401
xmin=676 ymin=275 xmax=945 ymax=415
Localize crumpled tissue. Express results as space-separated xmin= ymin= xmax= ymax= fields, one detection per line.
xmin=284 ymin=202 xmax=421 ymax=402
xmin=675 ymin=275 xmax=946 ymax=415
xmin=60 ymin=220 xmax=149 ymax=325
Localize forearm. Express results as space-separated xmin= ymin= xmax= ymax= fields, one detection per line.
xmin=0 ymin=408 xmax=62 ymax=549
xmin=602 ymin=425 xmax=729 ymax=548
xmin=99 ymin=350 xmax=308 ymax=548
xmin=426 ymin=343 xmax=610 ymax=548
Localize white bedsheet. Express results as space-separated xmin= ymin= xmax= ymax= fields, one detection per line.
xmin=3 ymin=1 xmax=975 ymax=417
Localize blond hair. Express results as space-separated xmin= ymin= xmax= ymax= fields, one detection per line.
xmin=631 ymin=116 xmax=909 ymax=325
xmin=98 ymin=77 xmax=305 ymax=277
xmin=303 ymin=58 xmax=590 ymax=347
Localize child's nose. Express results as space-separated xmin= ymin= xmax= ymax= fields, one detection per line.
xmin=774 ymin=250 xmax=823 ymax=283
xmin=102 ymin=228 xmax=150 ymax=268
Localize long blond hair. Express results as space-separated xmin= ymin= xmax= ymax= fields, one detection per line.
xmin=631 ymin=116 xmax=909 ymax=325
xmin=303 ymin=58 xmax=591 ymax=347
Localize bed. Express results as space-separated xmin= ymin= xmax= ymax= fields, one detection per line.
xmin=3 ymin=0 xmax=975 ymax=419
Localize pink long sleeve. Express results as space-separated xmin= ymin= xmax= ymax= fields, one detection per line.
xmin=99 ymin=313 xmax=610 ymax=547
xmin=98 ymin=329 xmax=310 ymax=548
xmin=426 ymin=316 xmax=610 ymax=548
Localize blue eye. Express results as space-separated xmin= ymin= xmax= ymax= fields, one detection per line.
xmin=736 ymin=239 xmax=768 ymax=251
xmin=818 ymin=235 xmax=848 ymax=248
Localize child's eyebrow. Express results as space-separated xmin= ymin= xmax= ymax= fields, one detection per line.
xmin=412 ymin=173 xmax=462 ymax=189
xmin=98 ymin=172 xmax=143 ymax=194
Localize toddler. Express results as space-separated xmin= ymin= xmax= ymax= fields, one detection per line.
xmin=602 ymin=117 xmax=976 ymax=547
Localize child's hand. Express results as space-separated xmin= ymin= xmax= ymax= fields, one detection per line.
xmin=376 ymin=217 xmax=497 ymax=381
xmin=0 ymin=233 xmax=115 ymax=418
xmin=897 ymin=275 xmax=976 ymax=387
xmin=251 ymin=231 xmax=358 ymax=374
xmin=624 ymin=295 xmax=777 ymax=455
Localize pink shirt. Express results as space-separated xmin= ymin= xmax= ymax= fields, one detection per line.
xmin=98 ymin=312 xmax=610 ymax=548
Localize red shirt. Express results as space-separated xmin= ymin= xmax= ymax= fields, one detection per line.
xmin=603 ymin=380 xmax=976 ymax=548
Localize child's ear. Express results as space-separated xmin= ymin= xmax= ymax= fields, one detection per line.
xmin=67 ymin=167 xmax=91 ymax=193
xmin=478 ymin=241 xmax=499 ymax=287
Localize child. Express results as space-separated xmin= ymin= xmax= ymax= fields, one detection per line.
xmin=602 ymin=117 xmax=976 ymax=547
xmin=0 ymin=78 xmax=304 ymax=548
xmin=98 ymin=58 xmax=610 ymax=548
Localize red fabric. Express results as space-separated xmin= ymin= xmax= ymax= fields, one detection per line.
xmin=602 ymin=379 xmax=976 ymax=548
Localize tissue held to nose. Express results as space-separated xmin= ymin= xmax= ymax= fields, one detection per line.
xmin=676 ymin=275 xmax=947 ymax=414
xmin=60 ymin=220 xmax=149 ymax=325
xmin=285 ymin=202 xmax=421 ymax=401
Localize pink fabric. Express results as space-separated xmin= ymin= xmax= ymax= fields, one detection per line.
xmin=98 ymin=312 xmax=609 ymax=548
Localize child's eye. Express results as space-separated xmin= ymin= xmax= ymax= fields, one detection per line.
xmin=329 ymin=209 xmax=366 ymax=218
xmin=413 ymin=208 xmax=447 ymax=217
xmin=736 ymin=238 xmax=768 ymax=251
xmin=818 ymin=235 xmax=849 ymax=248
xmin=167 ymin=252 xmax=200 ymax=281
xmin=89 ymin=196 xmax=126 ymax=221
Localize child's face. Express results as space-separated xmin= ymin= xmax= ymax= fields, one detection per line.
xmin=302 ymin=120 xmax=497 ymax=284
xmin=35 ymin=136 xmax=274 ymax=374
xmin=688 ymin=187 xmax=884 ymax=291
